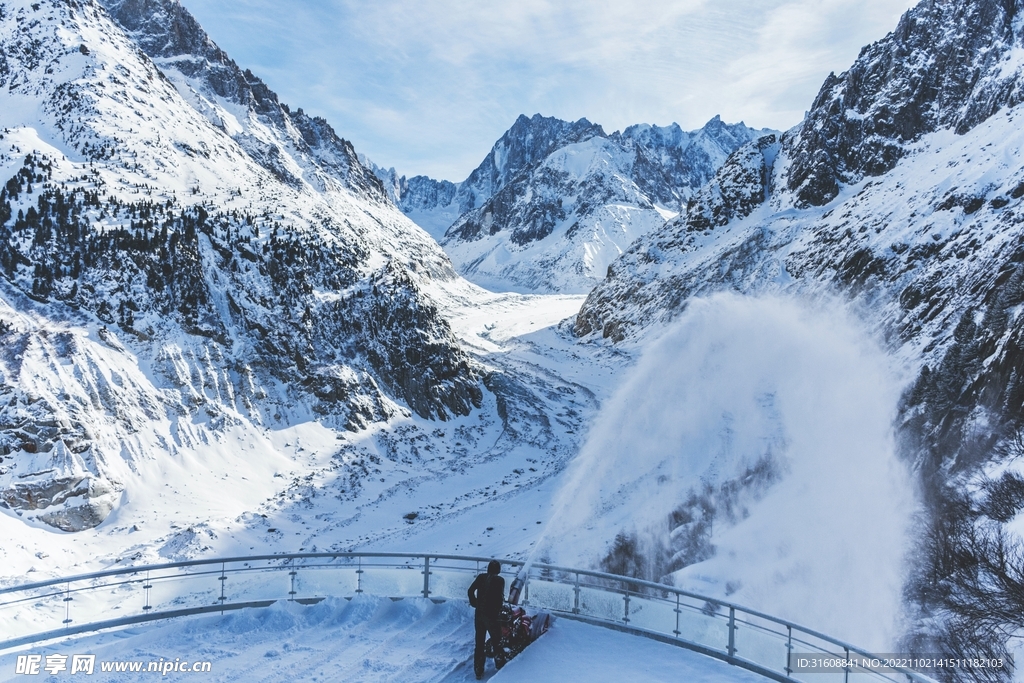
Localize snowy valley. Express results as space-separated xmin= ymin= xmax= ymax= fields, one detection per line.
xmin=0 ymin=0 xmax=622 ymax=571
xmin=1 ymin=0 xmax=1024 ymax=678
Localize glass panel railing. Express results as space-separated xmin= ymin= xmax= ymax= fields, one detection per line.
xmin=733 ymin=613 xmax=790 ymax=674
xmin=0 ymin=553 xmax=935 ymax=683
xmin=520 ymin=578 xmax=574 ymax=613
xmin=577 ymin=585 xmax=627 ymax=622
xmin=423 ymin=567 xmax=476 ymax=602
xmin=620 ymin=592 xmax=676 ymax=635
xmin=357 ymin=565 xmax=426 ymax=597
xmin=0 ymin=586 xmax=67 ymax=635
xmin=148 ymin=572 xmax=220 ymax=613
xmin=289 ymin=567 xmax=359 ymax=601
xmin=674 ymin=596 xmax=730 ymax=652
xmin=220 ymin=566 xmax=293 ymax=603
xmin=64 ymin=580 xmax=135 ymax=626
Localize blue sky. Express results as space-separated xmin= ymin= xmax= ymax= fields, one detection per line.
xmin=179 ymin=0 xmax=917 ymax=181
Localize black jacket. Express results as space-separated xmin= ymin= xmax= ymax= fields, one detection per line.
xmin=468 ymin=572 xmax=505 ymax=618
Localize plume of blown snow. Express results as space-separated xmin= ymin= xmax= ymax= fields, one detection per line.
xmin=541 ymin=293 xmax=914 ymax=651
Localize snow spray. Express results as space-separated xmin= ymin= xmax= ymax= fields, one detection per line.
xmin=520 ymin=293 xmax=915 ymax=651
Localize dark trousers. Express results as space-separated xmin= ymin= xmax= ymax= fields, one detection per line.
xmin=474 ymin=612 xmax=502 ymax=674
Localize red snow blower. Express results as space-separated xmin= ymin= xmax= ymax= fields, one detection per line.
xmin=484 ymin=576 xmax=551 ymax=669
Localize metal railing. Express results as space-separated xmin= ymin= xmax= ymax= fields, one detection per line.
xmin=0 ymin=553 xmax=928 ymax=683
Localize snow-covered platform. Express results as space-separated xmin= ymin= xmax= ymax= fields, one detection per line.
xmin=0 ymin=596 xmax=769 ymax=683
xmin=0 ymin=554 xmax=926 ymax=683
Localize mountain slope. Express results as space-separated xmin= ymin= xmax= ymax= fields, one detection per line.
xmin=573 ymin=0 xmax=1024 ymax=668
xmin=98 ymin=0 xmax=389 ymax=201
xmin=0 ymin=0 xmax=485 ymax=531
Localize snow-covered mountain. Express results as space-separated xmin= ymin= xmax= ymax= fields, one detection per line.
xmin=0 ymin=0 xmax=581 ymax=536
xmin=101 ymin=0 xmax=389 ymax=200
xmin=575 ymin=0 xmax=1024 ymax=664
xmin=370 ymin=114 xmax=772 ymax=293
xmin=7 ymin=0 xmax=1020 ymax=663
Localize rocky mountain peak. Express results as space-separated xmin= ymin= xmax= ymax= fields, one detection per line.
xmin=787 ymin=0 xmax=1024 ymax=206
xmin=460 ymin=113 xmax=607 ymax=211
xmin=431 ymin=113 xmax=773 ymax=294
xmin=97 ymin=0 xmax=388 ymax=201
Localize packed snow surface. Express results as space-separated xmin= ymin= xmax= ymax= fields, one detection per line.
xmin=0 ymin=596 xmax=768 ymax=683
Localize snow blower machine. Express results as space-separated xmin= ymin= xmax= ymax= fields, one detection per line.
xmin=484 ymin=576 xmax=552 ymax=669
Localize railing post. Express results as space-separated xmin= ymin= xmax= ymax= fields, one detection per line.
xmin=288 ymin=570 xmax=297 ymax=601
xmin=844 ymin=647 xmax=850 ymax=683
xmin=422 ymin=557 xmax=431 ymax=598
xmin=143 ymin=571 xmax=152 ymax=612
xmin=356 ymin=557 xmax=363 ymax=594
xmin=673 ymin=593 xmax=681 ymax=637
xmin=218 ymin=562 xmax=227 ymax=613
xmin=573 ymin=572 xmax=580 ymax=614
xmin=623 ymin=588 xmax=630 ymax=624
xmin=62 ymin=582 xmax=72 ymax=627
xmin=785 ymin=625 xmax=793 ymax=675
xmin=727 ymin=606 xmax=736 ymax=658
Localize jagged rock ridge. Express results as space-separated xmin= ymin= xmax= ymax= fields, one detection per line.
xmin=369 ymin=113 xmax=772 ymax=293
xmin=100 ymin=0 xmax=388 ymax=199
xmin=788 ymin=0 xmax=1024 ymax=208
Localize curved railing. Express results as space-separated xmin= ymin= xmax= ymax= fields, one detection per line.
xmin=0 ymin=553 xmax=928 ymax=683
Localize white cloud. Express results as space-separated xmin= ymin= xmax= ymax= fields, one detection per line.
xmin=179 ymin=0 xmax=917 ymax=179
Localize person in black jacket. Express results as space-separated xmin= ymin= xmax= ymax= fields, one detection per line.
xmin=467 ymin=559 xmax=505 ymax=679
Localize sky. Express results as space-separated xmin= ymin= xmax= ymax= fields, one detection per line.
xmin=178 ymin=0 xmax=918 ymax=181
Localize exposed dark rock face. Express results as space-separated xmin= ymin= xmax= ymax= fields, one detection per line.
xmin=786 ymin=0 xmax=1024 ymax=207
xmin=454 ymin=115 xmax=606 ymax=213
xmin=446 ymin=165 xmax=571 ymax=245
xmin=324 ymin=262 xmax=483 ymax=422
xmin=1 ymin=467 xmax=116 ymax=532
xmin=398 ymin=175 xmax=458 ymax=214
xmin=683 ymin=134 xmax=781 ymax=232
